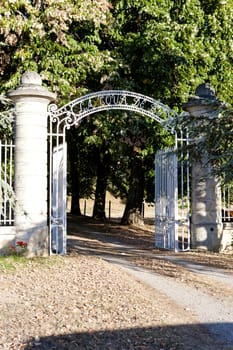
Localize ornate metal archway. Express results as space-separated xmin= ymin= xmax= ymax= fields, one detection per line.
xmin=48 ymin=90 xmax=176 ymax=133
xmin=48 ymin=90 xmax=190 ymax=254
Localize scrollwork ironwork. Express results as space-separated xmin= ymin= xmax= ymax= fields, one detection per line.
xmin=48 ymin=90 xmax=177 ymax=134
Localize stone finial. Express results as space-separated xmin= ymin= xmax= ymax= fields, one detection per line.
xmin=20 ymin=71 xmax=42 ymax=86
xmin=182 ymin=82 xmax=224 ymax=116
xmin=8 ymin=71 xmax=56 ymax=102
xmin=195 ymin=83 xmax=216 ymax=100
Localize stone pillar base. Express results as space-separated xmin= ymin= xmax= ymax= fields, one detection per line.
xmin=16 ymin=224 xmax=49 ymax=257
xmin=191 ymin=223 xmax=223 ymax=252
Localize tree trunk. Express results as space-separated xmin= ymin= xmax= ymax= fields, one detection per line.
xmin=121 ymin=154 xmax=145 ymax=225
xmin=92 ymin=151 xmax=110 ymax=219
xmin=70 ymin=173 xmax=81 ymax=216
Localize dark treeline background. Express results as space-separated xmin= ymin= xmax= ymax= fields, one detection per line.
xmin=1 ymin=0 xmax=233 ymax=223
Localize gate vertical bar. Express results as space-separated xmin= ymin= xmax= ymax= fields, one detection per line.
xmin=174 ymin=143 xmax=179 ymax=252
xmin=48 ymin=110 xmax=67 ymax=255
xmin=176 ymin=129 xmax=191 ymax=251
xmin=0 ymin=140 xmax=15 ymax=226
xmin=50 ymin=143 xmax=67 ymax=254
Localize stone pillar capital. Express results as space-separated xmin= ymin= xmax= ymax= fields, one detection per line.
xmin=8 ymin=71 xmax=56 ymax=103
xmin=182 ymin=82 xmax=226 ymax=117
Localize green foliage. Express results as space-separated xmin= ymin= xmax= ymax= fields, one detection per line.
xmin=0 ymin=254 xmax=63 ymax=271
xmin=70 ymin=109 xmax=173 ymax=204
xmin=167 ymin=105 xmax=233 ymax=184
xmin=0 ymin=95 xmax=14 ymax=139
xmin=109 ymin=0 xmax=233 ymax=107
xmin=0 ymin=255 xmax=27 ymax=271
xmin=0 ymin=95 xmax=16 ymax=212
xmin=0 ymin=0 xmax=113 ymax=102
xmin=1 ymin=0 xmax=232 ymax=104
xmin=1 ymin=0 xmax=233 ymax=216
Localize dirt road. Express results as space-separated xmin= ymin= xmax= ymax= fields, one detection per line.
xmin=68 ymin=216 xmax=233 ymax=349
xmin=0 ymin=216 xmax=233 ymax=349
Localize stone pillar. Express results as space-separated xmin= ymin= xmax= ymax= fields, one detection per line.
xmin=183 ymin=83 xmax=224 ymax=251
xmin=8 ymin=72 xmax=56 ymax=256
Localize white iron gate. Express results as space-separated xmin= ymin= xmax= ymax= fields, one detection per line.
xmin=155 ymin=148 xmax=178 ymax=250
xmin=49 ymin=143 xmax=67 ymax=254
xmin=47 ymin=90 xmax=186 ymax=255
xmin=155 ymin=144 xmax=190 ymax=251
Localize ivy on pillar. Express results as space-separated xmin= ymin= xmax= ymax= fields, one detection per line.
xmin=183 ymin=83 xmax=226 ymax=251
xmin=8 ymin=72 xmax=56 ymax=256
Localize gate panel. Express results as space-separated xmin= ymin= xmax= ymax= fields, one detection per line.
xmin=155 ymin=144 xmax=190 ymax=251
xmin=0 ymin=140 xmax=15 ymax=226
xmin=155 ymin=148 xmax=178 ymax=250
xmin=50 ymin=143 xmax=67 ymax=254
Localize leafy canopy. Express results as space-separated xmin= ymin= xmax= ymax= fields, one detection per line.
xmin=0 ymin=0 xmax=113 ymax=102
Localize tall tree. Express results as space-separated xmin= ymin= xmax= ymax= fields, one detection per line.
xmin=100 ymin=0 xmax=233 ymax=223
xmin=67 ymin=124 xmax=97 ymax=216
xmin=118 ymin=114 xmax=173 ymax=224
xmin=92 ymin=144 xmax=111 ymax=219
xmin=82 ymin=112 xmax=127 ymax=219
xmin=109 ymin=0 xmax=233 ymax=107
xmin=0 ymin=0 xmax=115 ymax=218
xmin=0 ymin=0 xmax=113 ymax=101
xmin=1 ymin=0 xmax=233 ymax=226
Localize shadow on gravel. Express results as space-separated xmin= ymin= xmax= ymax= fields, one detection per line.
xmin=67 ymin=216 xmax=233 ymax=274
xmin=67 ymin=235 xmax=148 ymax=261
xmin=67 ymin=216 xmax=157 ymax=263
xmin=67 ymin=215 xmax=156 ymax=249
xmin=24 ymin=323 xmax=233 ymax=350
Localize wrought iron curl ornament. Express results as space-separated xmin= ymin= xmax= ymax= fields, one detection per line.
xmin=48 ymin=91 xmax=177 ymax=134
xmin=48 ymin=103 xmax=59 ymax=123
xmin=64 ymin=111 xmax=77 ymax=130
xmin=48 ymin=103 xmax=59 ymax=113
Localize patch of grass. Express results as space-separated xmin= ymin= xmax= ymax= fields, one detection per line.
xmin=0 ymin=255 xmax=28 ymax=272
xmin=27 ymin=255 xmax=65 ymax=268
xmin=0 ymin=255 xmax=65 ymax=273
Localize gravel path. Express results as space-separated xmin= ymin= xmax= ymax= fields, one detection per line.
xmin=112 ymin=259 xmax=233 ymax=346
xmin=0 ymin=218 xmax=233 ymax=349
xmin=0 ymin=255 xmax=224 ymax=350
xmin=71 ymin=239 xmax=233 ymax=348
xmin=68 ymin=218 xmax=233 ymax=349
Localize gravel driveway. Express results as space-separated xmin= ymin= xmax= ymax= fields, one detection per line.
xmin=68 ymin=217 xmax=233 ymax=349
xmin=0 ymin=216 xmax=232 ymax=350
